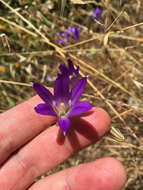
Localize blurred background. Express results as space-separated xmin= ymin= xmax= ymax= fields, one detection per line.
xmin=0 ymin=0 xmax=143 ymax=189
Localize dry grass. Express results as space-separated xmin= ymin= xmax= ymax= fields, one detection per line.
xmin=0 ymin=0 xmax=143 ymax=189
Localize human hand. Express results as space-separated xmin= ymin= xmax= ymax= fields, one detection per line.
xmin=0 ymin=95 xmax=126 ymax=190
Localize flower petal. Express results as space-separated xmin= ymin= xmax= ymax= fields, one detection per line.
xmin=57 ymin=39 xmax=66 ymax=46
xmin=59 ymin=64 xmax=69 ymax=75
xmin=76 ymin=27 xmax=81 ymax=41
xmin=54 ymin=75 xmax=70 ymax=106
xmin=68 ymin=101 xmax=92 ymax=117
xmin=71 ymin=77 xmax=87 ymax=104
xmin=75 ymin=64 xmax=79 ymax=76
xmin=68 ymin=58 xmax=78 ymax=75
xmin=33 ymin=83 xmax=53 ymax=104
xmin=92 ymin=8 xmax=102 ymax=21
xmin=68 ymin=26 xmax=81 ymax=41
xmin=57 ymin=32 xmax=65 ymax=39
xmin=58 ymin=118 xmax=70 ymax=132
xmin=34 ymin=103 xmax=57 ymax=116
xmin=64 ymin=29 xmax=70 ymax=42
xmin=67 ymin=58 xmax=74 ymax=73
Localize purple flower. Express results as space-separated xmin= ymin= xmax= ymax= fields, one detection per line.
xmin=92 ymin=8 xmax=102 ymax=21
xmin=57 ymin=26 xmax=81 ymax=46
xmin=33 ymin=76 xmax=92 ymax=134
xmin=59 ymin=58 xmax=79 ymax=87
xmin=92 ymin=8 xmax=105 ymax=30
xmin=68 ymin=26 xmax=81 ymax=41
xmin=57 ymin=29 xmax=70 ymax=46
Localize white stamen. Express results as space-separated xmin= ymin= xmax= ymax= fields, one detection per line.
xmin=63 ymin=131 xmax=66 ymax=136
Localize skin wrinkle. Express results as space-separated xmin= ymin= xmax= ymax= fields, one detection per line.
xmin=15 ymin=137 xmax=52 ymax=178
xmin=3 ymin=151 xmax=38 ymax=190
xmin=15 ymin=151 xmax=38 ymax=178
xmin=65 ymin=163 xmax=88 ymax=190
xmin=64 ymin=169 xmax=73 ymax=190
xmin=10 ymin=159 xmax=29 ymax=190
xmin=0 ymin=133 xmax=15 ymax=163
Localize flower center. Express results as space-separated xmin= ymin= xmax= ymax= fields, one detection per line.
xmin=58 ymin=102 xmax=66 ymax=117
xmin=53 ymin=101 xmax=71 ymax=118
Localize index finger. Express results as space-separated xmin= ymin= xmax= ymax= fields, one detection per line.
xmin=0 ymin=95 xmax=56 ymax=165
